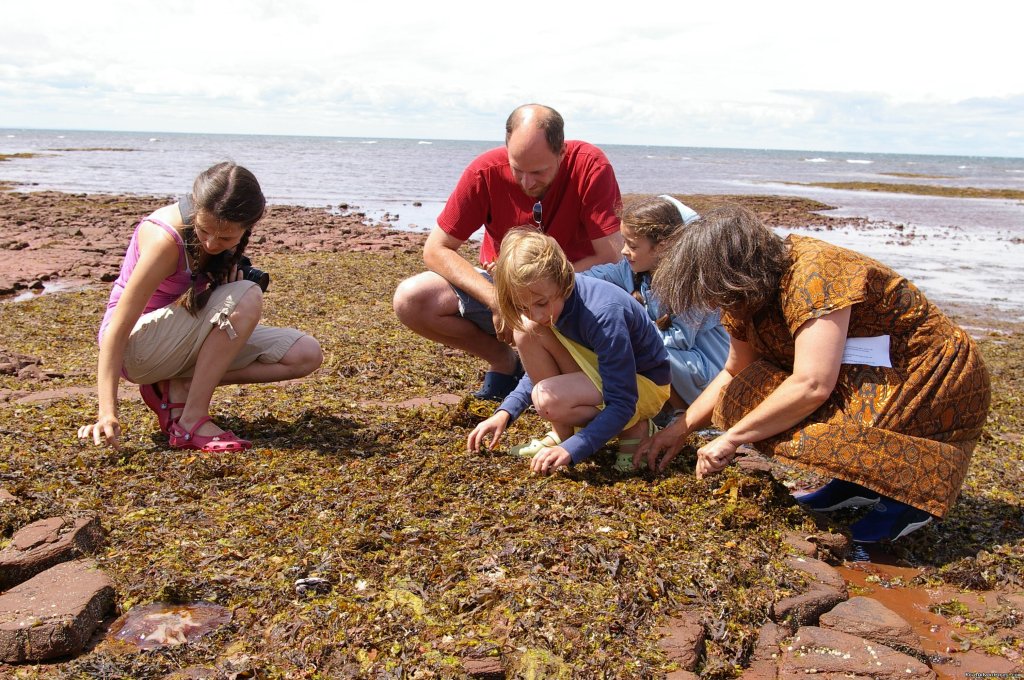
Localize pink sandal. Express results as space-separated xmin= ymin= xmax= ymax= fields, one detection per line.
xmin=167 ymin=416 xmax=252 ymax=452
xmin=139 ymin=381 xmax=185 ymax=434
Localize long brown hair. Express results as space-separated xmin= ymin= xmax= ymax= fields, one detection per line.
xmin=179 ymin=162 xmax=265 ymax=313
xmin=652 ymin=203 xmax=789 ymax=319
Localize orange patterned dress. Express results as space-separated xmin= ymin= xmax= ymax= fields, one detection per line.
xmin=716 ymin=235 xmax=991 ymax=517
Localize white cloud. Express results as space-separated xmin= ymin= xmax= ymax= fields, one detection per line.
xmin=1 ymin=0 xmax=1021 ymax=156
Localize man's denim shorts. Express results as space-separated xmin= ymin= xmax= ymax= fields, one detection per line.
xmin=451 ymin=269 xmax=497 ymax=336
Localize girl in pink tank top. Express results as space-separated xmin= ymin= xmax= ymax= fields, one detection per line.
xmin=78 ymin=162 xmax=323 ymax=453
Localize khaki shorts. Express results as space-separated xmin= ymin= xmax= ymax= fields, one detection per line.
xmin=121 ymin=280 xmax=307 ymax=385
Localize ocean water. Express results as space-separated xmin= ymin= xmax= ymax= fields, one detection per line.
xmin=2 ymin=128 xmax=1023 ymax=319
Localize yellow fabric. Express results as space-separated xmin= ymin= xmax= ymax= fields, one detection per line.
xmin=551 ymin=328 xmax=670 ymax=431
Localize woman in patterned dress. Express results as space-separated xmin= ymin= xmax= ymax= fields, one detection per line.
xmin=639 ymin=204 xmax=991 ymax=543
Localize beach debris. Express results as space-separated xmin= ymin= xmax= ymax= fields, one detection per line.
xmin=107 ymin=602 xmax=231 ymax=650
xmin=294 ymin=576 xmax=332 ymax=597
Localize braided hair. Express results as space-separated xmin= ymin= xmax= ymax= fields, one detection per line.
xmin=178 ymin=162 xmax=265 ymax=314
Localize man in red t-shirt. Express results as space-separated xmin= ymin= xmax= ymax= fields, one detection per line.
xmin=393 ymin=104 xmax=623 ymax=400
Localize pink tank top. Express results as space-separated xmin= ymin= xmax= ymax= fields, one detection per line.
xmin=98 ymin=217 xmax=198 ymax=344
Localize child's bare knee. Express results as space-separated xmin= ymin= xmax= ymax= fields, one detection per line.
xmin=532 ymin=382 xmax=562 ymax=420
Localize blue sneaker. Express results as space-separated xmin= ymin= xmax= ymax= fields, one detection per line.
xmin=849 ymin=499 xmax=934 ymax=543
xmin=794 ymin=479 xmax=881 ymax=512
xmin=472 ymin=358 xmax=524 ymax=402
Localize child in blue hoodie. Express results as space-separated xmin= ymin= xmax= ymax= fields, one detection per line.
xmin=466 ymin=228 xmax=671 ymax=474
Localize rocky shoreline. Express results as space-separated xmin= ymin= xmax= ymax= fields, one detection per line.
xmin=0 ymin=188 xmax=1020 ymax=677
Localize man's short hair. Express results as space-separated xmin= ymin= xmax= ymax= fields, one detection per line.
xmin=505 ymin=104 xmax=565 ymax=155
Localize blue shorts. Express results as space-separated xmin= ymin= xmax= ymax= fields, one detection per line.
xmin=451 ymin=269 xmax=497 ymax=336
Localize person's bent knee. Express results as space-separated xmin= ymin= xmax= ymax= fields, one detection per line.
xmin=532 ymin=380 xmax=563 ymax=421
xmin=393 ymin=273 xmax=435 ymax=324
xmin=393 ymin=272 xmax=460 ymax=329
xmin=289 ymin=335 xmax=323 ymax=377
xmin=514 ymin=321 xmax=546 ymax=349
xmin=232 ymin=284 xmax=264 ymax=321
xmin=392 ymin=275 xmax=418 ymax=321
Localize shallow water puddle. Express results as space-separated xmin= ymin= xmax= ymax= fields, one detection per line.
xmin=839 ymin=558 xmax=1021 ymax=678
xmin=107 ymin=602 xmax=232 ymax=650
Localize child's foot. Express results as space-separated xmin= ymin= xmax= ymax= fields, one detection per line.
xmin=615 ymin=420 xmax=658 ymax=472
xmin=168 ymin=415 xmax=252 ymax=453
xmin=511 ymin=431 xmax=560 ymax=458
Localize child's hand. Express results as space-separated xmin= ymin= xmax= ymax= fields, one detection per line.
xmin=529 ymin=445 xmax=571 ymax=475
xmin=78 ymin=413 xmax=121 ymax=450
xmin=467 ymin=411 xmax=510 ymax=452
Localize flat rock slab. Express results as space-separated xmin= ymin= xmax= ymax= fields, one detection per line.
xmin=0 ymin=488 xmax=14 ymax=504
xmin=819 ymin=596 xmax=923 ymax=656
xmin=0 ymin=515 xmax=104 ymax=591
xmin=785 ymin=556 xmax=847 ymax=594
xmin=461 ymin=655 xmax=505 ymax=679
xmin=0 ymin=558 xmax=115 ymax=663
xmin=772 ymin=583 xmax=847 ymax=630
xmin=657 ymin=610 xmax=705 ymax=671
xmin=779 ymin=626 xmax=935 ymax=680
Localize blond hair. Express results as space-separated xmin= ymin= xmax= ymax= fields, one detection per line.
xmin=493 ymin=227 xmax=575 ymax=333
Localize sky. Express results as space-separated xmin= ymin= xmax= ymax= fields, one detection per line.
xmin=1 ymin=1 xmax=1021 ymax=157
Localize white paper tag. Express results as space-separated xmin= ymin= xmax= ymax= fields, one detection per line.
xmin=841 ymin=335 xmax=892 ymax=368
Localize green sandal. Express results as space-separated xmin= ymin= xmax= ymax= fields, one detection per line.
xmin=511 ymin=431 xmax=561 ymax=458
xmin=614 ymin=420 xmax=658 ymax=472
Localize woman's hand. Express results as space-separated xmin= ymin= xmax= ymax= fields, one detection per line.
xmin=639 ymin=417 xmax=689 ymax=473
xmin=78 ymin=413 xmax=121 ymax=449
xmin=530 ymin=445 xmax=572 ymax=475
xmin=695 ymin=433 xmax=740 ymax=479
xmin=467 ymin=411 xmax=510 ymax=452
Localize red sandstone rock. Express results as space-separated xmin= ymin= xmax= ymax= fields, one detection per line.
xmin=804 ymin=532 xmax=851 ymax=562
xmin=0 ymin=488 xmax=14 ymax=504
xmin=0 ymin=515 xmax=105 ymax=591
xmin=657 ymin=610 xmax=705 ymax=671
xmin=740 ymin=621 xmax=786 ymax=680
xmin=778 ymin=626 xmax=935 ymax=680
xmin=772 ymin=583 xmax=847 ymax=629
xmin=461 ymin=655 xmax=504 ymax=678
xmin=785 ymin=556 xmax=847 ymax=594
xmin=782 ymin=531 xmax=817 ymax=558
xmin=0 ymin=558 xmax=115 ymax=663
xmin=819 ymin=596 xmax=923 ymax=656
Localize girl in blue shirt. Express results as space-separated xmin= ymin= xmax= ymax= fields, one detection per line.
xmin=583 ymin=195 xmax=729 ymax=413
xmin=467 ymin=228 xmax=671 ymax=474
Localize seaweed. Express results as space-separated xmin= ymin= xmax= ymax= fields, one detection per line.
xmin=0 ymin=248 xmax=1022 ymax=677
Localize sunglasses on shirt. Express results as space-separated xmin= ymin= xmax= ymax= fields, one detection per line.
xmin=533 ymin=201 xmax=543 ymax=231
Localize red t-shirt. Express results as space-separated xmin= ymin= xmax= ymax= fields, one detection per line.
xmin=437 ymin=140 xmax=622 ymax=264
